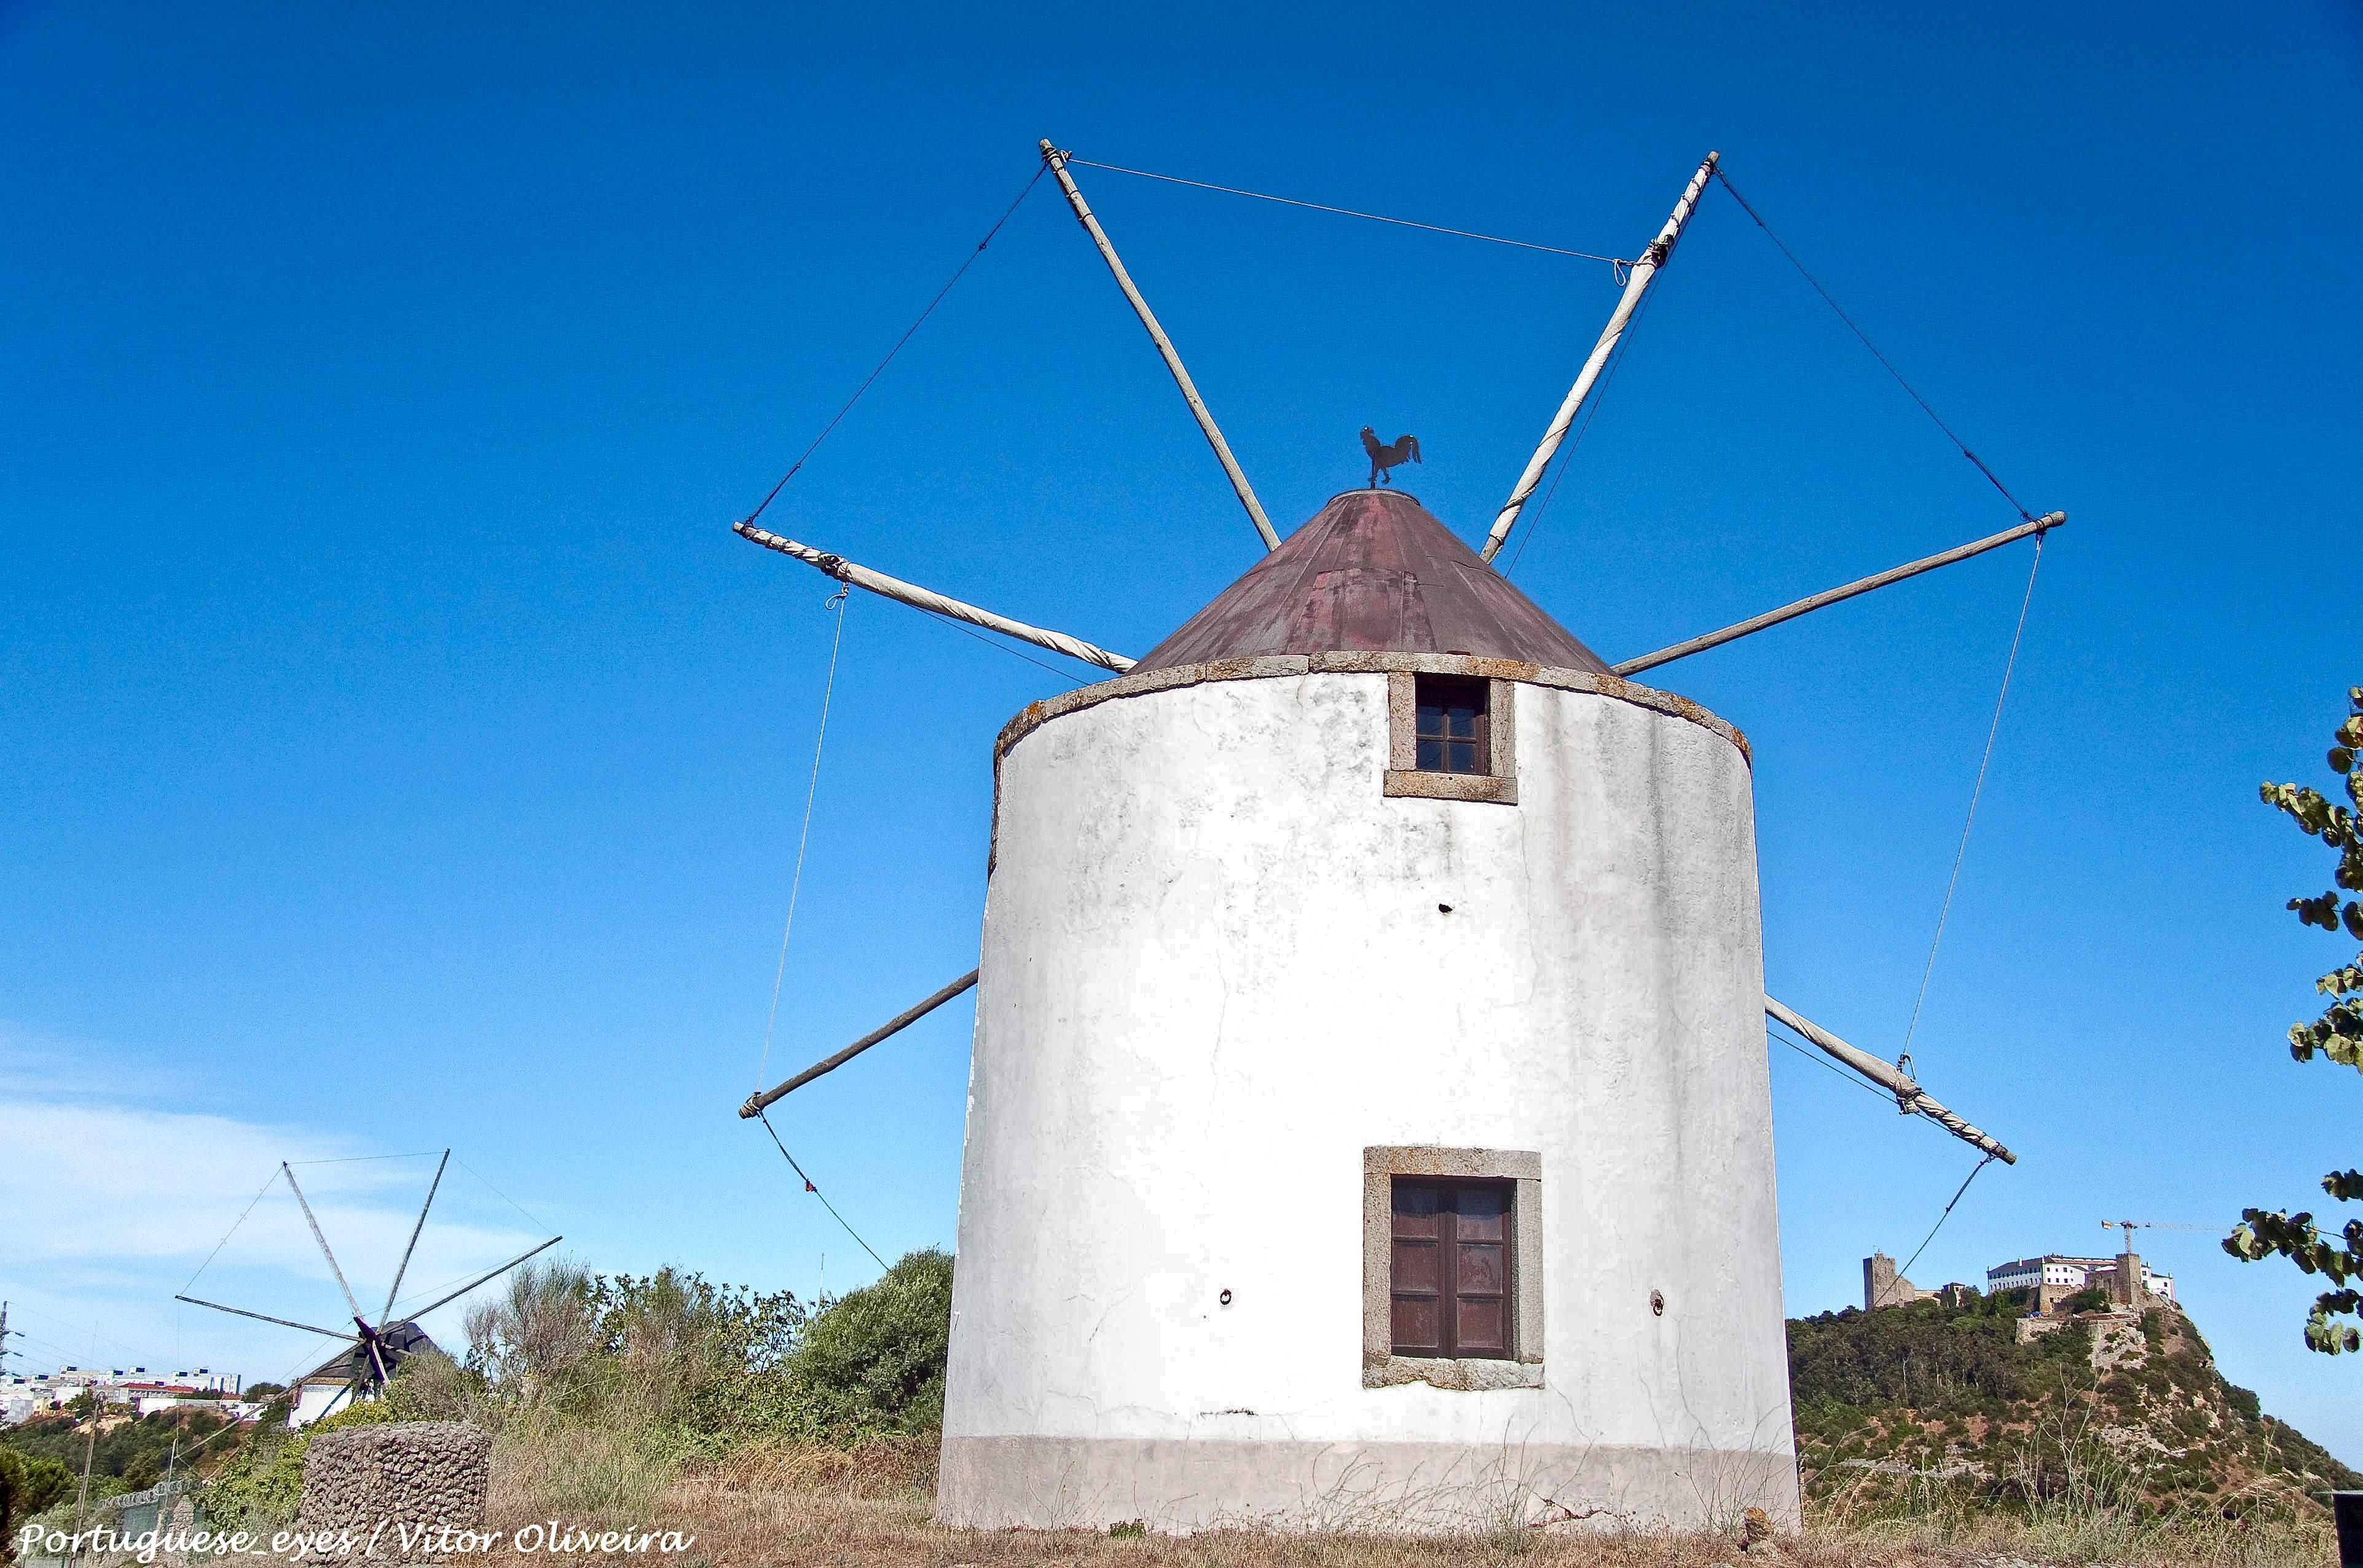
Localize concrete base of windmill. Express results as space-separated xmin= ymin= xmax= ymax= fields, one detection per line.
xmin=935 ymin=1433 xmax=1801 ymax=1535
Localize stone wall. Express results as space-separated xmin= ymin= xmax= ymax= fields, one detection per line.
xmin=296 ymin=1422 xmax=491 ymax=1562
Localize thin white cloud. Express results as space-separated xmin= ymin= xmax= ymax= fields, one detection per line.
xmin=0 ymin=1038 xmax=551 ymax=1384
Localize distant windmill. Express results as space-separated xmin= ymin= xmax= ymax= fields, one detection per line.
xmin=723 ymin=141 xmax=2061 ymax=1531
xmin=177 ymin=1153 xmax=559 ymax=1419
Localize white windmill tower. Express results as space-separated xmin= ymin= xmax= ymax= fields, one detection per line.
xmin=735 ymin=144 xmax=2043 ymax=1532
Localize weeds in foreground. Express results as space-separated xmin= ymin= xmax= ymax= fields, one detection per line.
xmin=1805 ymin=1389 xmax=2337 ymax=1568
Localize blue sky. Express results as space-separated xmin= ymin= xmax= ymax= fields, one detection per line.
xmin=5 ymin=0 xmax=2361 ymax=1456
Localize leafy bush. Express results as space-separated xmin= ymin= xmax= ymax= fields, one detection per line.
xmin=176 ymin=1248 xmax=954 ymax=1534
xmin=0 ymin=1406 xmax=234 ymax=1495
xmin=1 ymin=1448 xmax=75 ymax=1559
xmin=768 ymin=1249 xmax=953 ymax=1438
xmin=199 ymin=1394 xmax=403 ymax=1531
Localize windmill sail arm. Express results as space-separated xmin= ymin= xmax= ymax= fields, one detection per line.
xmin=733 ymin=523 xmax=1136 ymax=673
xmin=1765 ymin=995 xmax=2016 ymax=1164
xmin=1039 ymin=141 xmax=1281 ymax=553
xmin=1615 ymin=514 xmax=2064 ymax=676
xmin=173 ymin=1296 xmax=360 ymax=1343
xmin=739 ymin=968 xmax=980 ymax=1119
xmin=402 ymin=1235 xmax=564 ymax=1320
xmin=280 ymin=1164 xmax=368 ymax=1326
xmin=1481 ymin=151 xmax=1721 ymax=565
xmin=379 ymin=1150 xmax=449 ymax=1328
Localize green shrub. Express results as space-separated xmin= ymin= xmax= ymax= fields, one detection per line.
xmin=770 ymin=1249 xmax=954 ymax=1438
xmin=1 ymin=1448 xmax=75 ymax=1558
xmin=199 ymin=1395 xmax=401 ymax=1531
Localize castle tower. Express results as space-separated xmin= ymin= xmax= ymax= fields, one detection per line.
xmin=1865 ymin=1252 xmax=1901 ymax=1309
xmin=938 ymin=490 xmax=1798 ymax=1531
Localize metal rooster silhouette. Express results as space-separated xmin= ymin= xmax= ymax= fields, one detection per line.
xmin=1360 ymin=427 xmax=1421 ymax=487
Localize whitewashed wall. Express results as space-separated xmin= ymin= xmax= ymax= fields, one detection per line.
xmin=939 ymin=667 xmax=1796 ymax=1532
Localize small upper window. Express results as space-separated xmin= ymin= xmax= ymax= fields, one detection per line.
xmin=1414 ymin=676 xmax=1488 ymax=775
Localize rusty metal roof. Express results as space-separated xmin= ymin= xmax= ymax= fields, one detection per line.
xmin=1133 ymin=489 xmax=1611 ymax=675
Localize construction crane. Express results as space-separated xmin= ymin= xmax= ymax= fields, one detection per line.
xmin=2102 ymin=1220 xmax=2216 ymax=1250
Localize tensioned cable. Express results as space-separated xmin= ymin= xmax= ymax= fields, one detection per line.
xmin=180 ymin=1169 xmax=283 ymax=1293
xmin=1899 ymin=533 xmax=2046 ymax=1060
xmin=1775 ymin=1019 xmax=1997 ymax=1277
xmin=391 ymin=1266 xmax=489 ymax=1317
xmin=739 ymin=166 xmax=1047 ymax=527
xmin=1712 ymin=168 xmax=2032 ymax=522
xmin=753 ymin=1107 xmax=887 ymax=1271
xmin=1768 ymin=1021 xmax=1899 ymax=1108
xmin=756 ymin=587 xmax=851 ymax=1091
xmin=10 ymin=1301 xmax=147 ymax=1359
xmin=1900 ymin=1153 xmax=2000 ymax=1278
xmin=9 ymin=1329 xmax=88 ymax=1363
xmin=1066 ymin=159 xmax=1628 ymax=269
xmin=285 ymin=1151 xmax=438 ymax=1164
xmin=451 ymin=1154 xmax=551 ymax=1233
xmin=915 ymin=604 xmax=1089 ymax=687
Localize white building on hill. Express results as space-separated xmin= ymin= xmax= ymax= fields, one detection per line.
xmin=1987 ymin=1254 xmax=2174 ymax=1303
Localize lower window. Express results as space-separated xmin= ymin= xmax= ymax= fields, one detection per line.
xmin=1361 ymin=1146 xmax=1543 ymax=1390
xmin=1390 ymin=1178 xmax=1512 ymax=1358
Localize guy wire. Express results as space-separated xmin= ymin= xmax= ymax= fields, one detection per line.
xmin=1712 ymin=167 xmax=2033 ymax=522
xmin=740 ymin=165 xmax=1046 ymax=526
xmin=1769 ymin=1020 xmax=1900 ymax=1108
xmin=1900 ymin=533 xmax=2045 ymax=1062
xmin=1901 ymin=1152 xmax=1999 ymax=1279
xmin=1066 ymin=157 xmax=1627 ymax=271
xmin=757 ymin=587 xmax=850 ymax=1091
xmin=180 ymin=1169 xmax=282 ymax=1293
xmin=755 ymin=1107 xmax=888 ymax=1271
xmin=1503 ymin=266 xmax=1665 ymax=578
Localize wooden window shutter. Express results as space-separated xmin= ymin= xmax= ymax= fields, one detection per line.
xmin=1390 ymin=1178 xmax=1514 ymax=1360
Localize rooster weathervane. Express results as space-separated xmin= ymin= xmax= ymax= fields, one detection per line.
xmin=1361 ymin=426 xmax=1420 ymax=487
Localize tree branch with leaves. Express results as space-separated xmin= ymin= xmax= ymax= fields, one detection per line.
xmin=2224 ymin=686 xmax=2363 ymax=1354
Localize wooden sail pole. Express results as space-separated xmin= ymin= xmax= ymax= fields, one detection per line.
xmin=1766 ymin=995 xmax=2016 ymax=1163
xmin=1614 ymin=512 xmax=2064 ymax=676
xmin=1481 ymin=152 xmax=1720 ymax=565
xmin=1040 ymin=141 xmax=1281 ymax=552
xmin=734 ymin=523 xmax=1135 ymax=672
xmin=740 ymin=968 xmax=980 ymax=1118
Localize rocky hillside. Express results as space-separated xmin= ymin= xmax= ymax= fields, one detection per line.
xmin=1788 ymin=1291 xmax=2359 ymax=1512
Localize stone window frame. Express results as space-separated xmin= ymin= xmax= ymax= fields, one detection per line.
xmin=1383 ymin=672 xmax=1517 ymax=804
xmin=1362 ymin=1145 xmax=1544 ymax=1390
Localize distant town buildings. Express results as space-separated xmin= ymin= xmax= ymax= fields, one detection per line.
xmin=2 ymin=1367 xmax=251 ymax=1427
xmin=1860 ymin=1247 xmax=2176 ymax=1317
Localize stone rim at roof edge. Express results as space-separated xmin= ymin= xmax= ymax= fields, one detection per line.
xmin=992 ymin=652 xmax=1751 ymax=768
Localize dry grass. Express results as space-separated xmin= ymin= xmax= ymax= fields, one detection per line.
xmin=458 ymin=1437 xmax=2339 ymax=1568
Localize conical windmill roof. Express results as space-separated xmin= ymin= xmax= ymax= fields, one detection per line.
xmin=1132 ymin=488 xmax=1612 ymax=675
